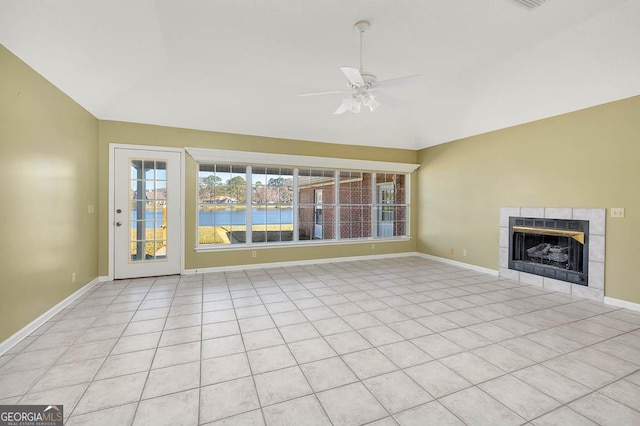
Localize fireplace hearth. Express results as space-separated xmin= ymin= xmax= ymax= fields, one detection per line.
xmin=509 ymin=217 xmax=589 ymax=285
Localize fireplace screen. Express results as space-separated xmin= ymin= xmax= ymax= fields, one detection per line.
xmin=509 ymin=217 xmax=589 ymax=285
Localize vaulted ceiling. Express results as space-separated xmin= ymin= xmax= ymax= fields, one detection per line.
xmin=1 ymin=0 xmax=638 ymax=149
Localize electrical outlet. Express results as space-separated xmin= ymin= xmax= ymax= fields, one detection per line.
xmin=252 ymin=250 xmax=257 ymax=258
xmin=463 ymin=249 xmax=468 ymax=257
xmin=371 ymin=243 xmax=375 ymax=250
xmin=71 ymin=272 xmax=76 ymax=283
xmin=611 ymin=208 xmax=625 ymax=218
xmin=450 ymin=248 xmax=454 ymax=256
xmin=87 ymin=204 xmax=95 ymax=214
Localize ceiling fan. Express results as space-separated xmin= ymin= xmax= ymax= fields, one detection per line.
xmin=299 ymin=20 xmax=421 ymax=114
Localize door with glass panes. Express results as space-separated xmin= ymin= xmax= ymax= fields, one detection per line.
xmin=377 ymin=182 xmax=394 ymax=237
xmin=113 ymin=148 xmax=181 ymax=279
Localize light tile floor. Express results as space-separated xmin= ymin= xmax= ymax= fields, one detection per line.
xmin=1 ymin=256 xmax=640 ymax=425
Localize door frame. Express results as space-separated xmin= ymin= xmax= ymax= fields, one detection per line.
xmin=377 ymin=182 xmax=395 ymax=238
xmin=108 ymin=143 xmax=185 ymax=281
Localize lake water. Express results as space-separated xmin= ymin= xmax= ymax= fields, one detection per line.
xmin=133 ymin=208 xmax=293 ymax=227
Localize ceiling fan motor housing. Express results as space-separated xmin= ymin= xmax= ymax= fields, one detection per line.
xmin=349 ymin=71 xmax=377 ymax=89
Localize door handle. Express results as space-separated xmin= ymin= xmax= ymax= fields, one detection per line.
xmin=115 ymin=222 xmax=122 ymax=227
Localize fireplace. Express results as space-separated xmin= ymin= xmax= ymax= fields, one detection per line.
xmin=509 ymin=217 xmax=589 ymax=285
xmin=499 ymin=207 xmax=605 ymax=302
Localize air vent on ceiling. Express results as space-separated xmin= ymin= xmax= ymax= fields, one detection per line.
xmin=513 ymin=0 xmax=546 ymax=8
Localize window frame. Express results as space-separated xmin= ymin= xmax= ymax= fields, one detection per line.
xmin=190 ymin=148 xmax=418 ymax=251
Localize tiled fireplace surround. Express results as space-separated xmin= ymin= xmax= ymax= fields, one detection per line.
xmin=499 ymin=208 xmax=605 ymax=303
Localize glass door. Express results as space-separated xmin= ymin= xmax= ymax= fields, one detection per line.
xmin=113 ymin=148 xmax=181 ymax=279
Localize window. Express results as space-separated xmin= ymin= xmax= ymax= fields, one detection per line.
xmin=298 ymin=169 xmax=336 ymax=240
xmin=376 ymin=173 xmax=406 ymax=238
xmin=197 ymin=163 xmax=409 ymax=248
xmin=198 ymin=164 xmax=247 ymax=245
xmin=130 ymin=160 xmax=167 ymax=260
xmin=339 ymin=171 xmax=372 ymax=239
xmin=251 ymin=167 xmax=294 ymax=243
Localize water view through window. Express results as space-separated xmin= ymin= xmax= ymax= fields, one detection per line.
xmin=197 ymin=163 xmax=408 ymax=246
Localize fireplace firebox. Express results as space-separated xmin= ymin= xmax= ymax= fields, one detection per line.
xmin=509 ymin=217 xmax=589 ymax=285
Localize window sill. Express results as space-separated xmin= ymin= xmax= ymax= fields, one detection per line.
xmin=194 ymin=237 xmax=412 ymax=253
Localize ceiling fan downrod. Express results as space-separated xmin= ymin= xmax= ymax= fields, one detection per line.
xmin=354 ymin=20 xmax=370 ymax=72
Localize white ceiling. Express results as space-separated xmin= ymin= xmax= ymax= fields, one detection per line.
xmin=1 ymin=0 xmax=639 ymax=150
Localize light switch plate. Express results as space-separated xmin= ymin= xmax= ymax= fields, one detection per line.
xmin=610 ymin=208 xmax=625 ymax=218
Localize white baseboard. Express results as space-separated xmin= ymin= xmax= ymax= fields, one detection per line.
xmin=0 ymin=277 xmax=101 ymax=356
xmin=98 ymin=275 xmax=111 ymax=282
xmin=604 ymin=296 xmax=640 ymax=313
xmin=184 ymin=252 xmax=419 ymax=275
xmin=414 ymin=253 xmax=500 ymax=276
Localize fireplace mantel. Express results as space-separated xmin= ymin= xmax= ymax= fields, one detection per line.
xmin=499 ymin=207 xmax=605 ymax=302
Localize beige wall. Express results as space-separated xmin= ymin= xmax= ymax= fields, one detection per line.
xmin=98 ymin=121 xmax=418 ymax=276
xmin=0 ymin=45 xmax=99 ymax=341
xmin=417 ymin=95 xmax=640 ymax=304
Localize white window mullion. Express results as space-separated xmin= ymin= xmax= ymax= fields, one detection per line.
xmin=371 ymin=172 xmax=377 ymax=239
xmin=404 ymin=173 xmax=410 ymax=237
xmin=246 ymin=165 xmax=252 ymax=244
xmin=335 ymin=170 xmax=340 ymax=240
xmin=293 ymin=168 xmax=299 ymax=242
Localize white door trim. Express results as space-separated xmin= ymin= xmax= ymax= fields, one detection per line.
xmin=108 ymin=144 xmax=185 ymax=281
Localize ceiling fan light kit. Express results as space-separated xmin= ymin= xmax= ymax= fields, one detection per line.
xmin=299 ymin=20 xmax=420 ymax=115
xmin=334 ymin=91 xmax=380 ymax=114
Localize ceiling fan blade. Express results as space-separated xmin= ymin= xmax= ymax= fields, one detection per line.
xmin=299 ymin=89 xmax=351 ymax=97
xmin=340 ymin=67 xmax=365 ymax=87
xmin=376 ymin=74 xmax=422 ymax=89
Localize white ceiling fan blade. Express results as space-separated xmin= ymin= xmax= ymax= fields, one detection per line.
xmin=299 ymin=89 xmax=351 ymax=97
xmin=340 ymin=67 xmax=365 ymax=87
xmin=376 ymin=74 xmax=422 ymax=89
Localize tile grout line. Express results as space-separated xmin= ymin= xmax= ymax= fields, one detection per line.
xmin=14 ymin=279 xmax=132 ymax=414
xmin=91 ymin=276 xmax=178 ymax=424
xmin=256 ymin=267 xmax=337 ymax=424
xmin=229 ymin=270 xmax=269 ymax=426
xmin=2 ymin=258 xmax=639 ymax=424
